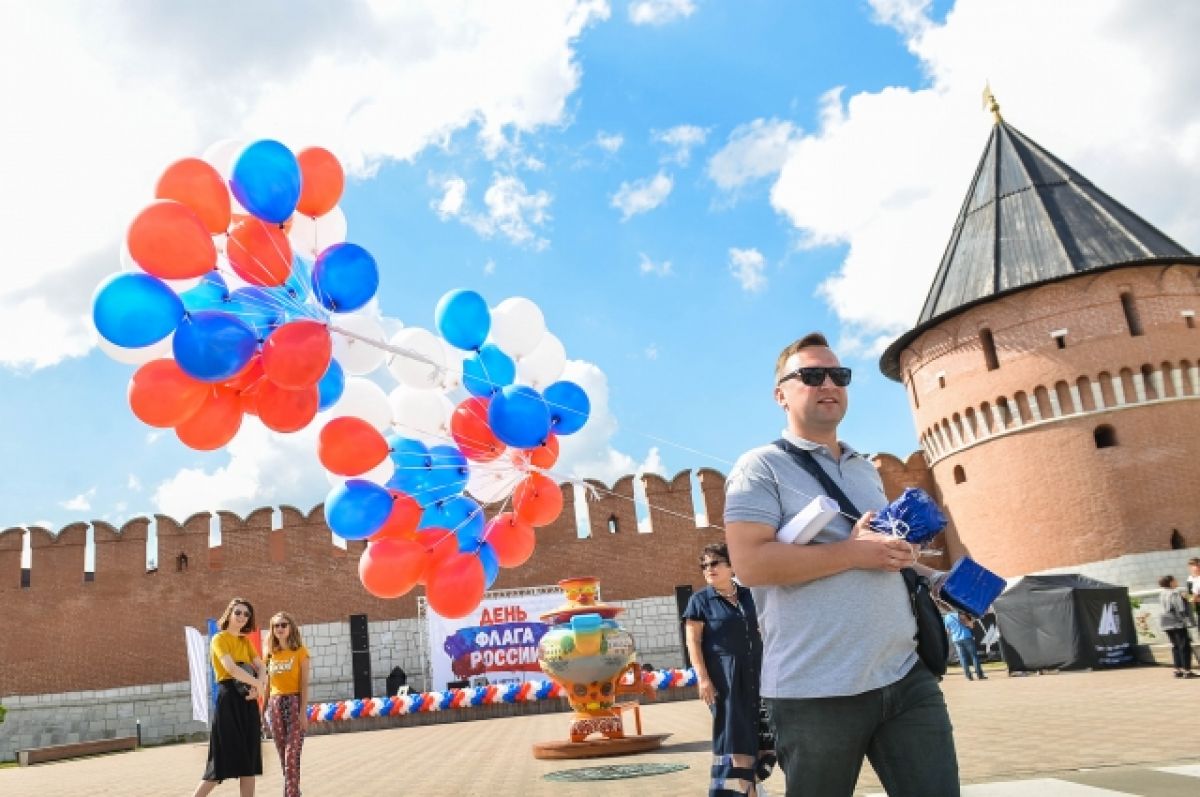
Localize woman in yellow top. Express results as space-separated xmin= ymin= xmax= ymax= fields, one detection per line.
xmin=265 ymin=611 xmax=310 ymax=797
xmin=194 ymin=597 xmax=267 ymax=797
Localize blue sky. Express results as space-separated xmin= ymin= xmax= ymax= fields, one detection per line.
xmin=2 ymin=0 xmax=1197 ymax=538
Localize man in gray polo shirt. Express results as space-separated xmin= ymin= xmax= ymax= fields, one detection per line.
xmin=725 ymin=332 xmax=959 ymax=797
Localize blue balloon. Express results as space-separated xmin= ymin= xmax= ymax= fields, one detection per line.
xmin=422 ymin=445 xmax=469 ymax=503
xmin=312 ymin=243 xmax=378 ymax=313
xmin=478 ymin=542 xmax=499 ymax=589
xmin=325 ymin=479 xmax=393 ymax=540
xmin=421 ymin=495 xmax=484 ymax=549
xmin=229 ymin=139 xmax=301 ymax=224
xmin=180 ymin=271 xmax=229 ymax=315
xmin=462 ymin=344 xmax=516 ymax=398
xmin=172 ymin=310 xmax=258 ymax=382
xmin=386 ymin=435 xmax=431 ymax=497
xmin=543 ymin=380 xmax=591 ymax=435
xmin=227 ymin=286 xmax=286 ymax=340
xmin=316 ymin=359 xmax=345 ymax=411
xmin=488 ymin=385 xmax=551 ymax=448
xmin=435 ymin=289 xmax=490 ymax=350
xmin=284 ymin=257 xmax=313 ymax=302
xmin=93 ymin=272 xmax=184 ymax=347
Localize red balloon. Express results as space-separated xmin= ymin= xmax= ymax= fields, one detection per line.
xmin=515 ymin=434 xmax=558 ymax=471
xmin=451 ymin=397 xmax=504 ymax=462
xmin=358 ymin=538 xmax=425 ymax=599
xmin=425 ymin=552 xmax=486 ymax=619
xmin=127 ymin=200 xmax=217 ymax=280
xmin=512 ymin=473 xmax=563 ymax=527
xmin=155 ymin=157 xmax=231 ymax=234
xmin=262 ymin=320 xmax=332 ymax=389
xmin=224 ymin=354 xmax=264 ymax=392
xmin=227 ymin=217 xmax=293 ymax=286
xmin=318 ymin=416 xmax=388 ymax=476
xmin=255 ymin=381 xmax=319 ymax=433
xmin=128 ymin=359 xmax=209 ymax=428
xmin=483 ymin=512 xmax=536 ymax=568
xmin=370 ymin=492 xmax=422 ymax=542
xmin=296 ymin=147 xmax=345 ymax=217
xmin=414 ymin=527 xmax=456 ymax=586
xmin=176 ymin=387 xmax=243 ymax=450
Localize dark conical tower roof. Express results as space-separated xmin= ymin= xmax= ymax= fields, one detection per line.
xmin=880 ymin=116 xmax=1193 ymax=380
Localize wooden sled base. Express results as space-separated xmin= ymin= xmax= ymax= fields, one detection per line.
xmin=532 ymin=733 xmax=671 ymax=760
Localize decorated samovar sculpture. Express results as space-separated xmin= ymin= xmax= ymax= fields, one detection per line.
xmin=534 ymin=577 xmax=665 ymax=757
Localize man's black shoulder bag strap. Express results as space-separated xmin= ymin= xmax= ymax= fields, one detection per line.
xmin=772 ymin=439 xmax=948 ymax=678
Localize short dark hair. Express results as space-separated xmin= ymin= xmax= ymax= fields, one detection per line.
xmin=774 ymin=332 xmax=831 ymax=382
xmin=700 ymin=542 xmax=729 ymax=564
xmin=1188 ymin=557 xmax=1200 ymax=566
xmin=1158 ymin=575 xmax=1176 ymax=589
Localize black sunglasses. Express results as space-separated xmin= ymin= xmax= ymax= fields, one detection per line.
xmin=699 ymin=560 xmax=728 ymax=571
xmin=778 ymin=366 xmax=852 ymax=387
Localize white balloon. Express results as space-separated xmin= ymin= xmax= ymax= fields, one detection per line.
xmin=331 ymin=314 xmax=388 ymax=375
xmin=386 ymin=327 xmax=446 ymax=390
xmin=490 ymin=297 xmax=546 ymax=358
xmin=467 ymin=458 xmax=524 ymax=505
xmin=438 ymin=338 xmax=466 ymax=391
xmin=314 ymin=206 xmax=348 ymax=254
xmin=332 ymin=377 xmax=393 ymax=431
xmin=325 ymin=455 xmax=394 ymax=488
xmin=388 ymin=385 xmax=453 ymax=445
xmin=96 ymin=332 xmax=174 ymax=365
xmin=288 ymin=213 xmax=319 ymax=260
xmin=517 ymin=333 xmax=566 ymax=389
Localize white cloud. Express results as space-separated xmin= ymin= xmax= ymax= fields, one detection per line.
xmin=611 ymin=171 xmax=673 ymax=219
xmin=127 ymin=475 xmax=142 ymax=492
xmin=644 ymin=344 xmax=659 ymax=360
xmin=434 ymin=176 xmax=468 ymax=218
xmin=654 ymin=124 xmax=707 ymax=165
xmin=483 ymin=258 xmax=497 ymax=275
xmin=638 ymin=253 xmax=673 ymax=276
xmin=629 ymin=0 xmax=696 ymax=26
xmin=61 ymin=488 xmax=96 ymax=512
xmin=1 ymin=1 xmax=609 ymax=370
xmin=708 ymin=118 xmax=801 ymax=191
xmin=596 ymin=131 xmax=625 ymax=153
xmin=554 ymin=360 xmax=663 ymax=485
xmin=770 ymin=0 xmax=1200 ymax=343
xmin=728 ymin=247 xmax=767 ymax=292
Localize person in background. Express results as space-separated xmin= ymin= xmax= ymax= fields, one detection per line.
xmin=1158 ymin=575 xmax=1197 ymax=679
xmin=943 ymin=611 xmax=986 ymax=681
xmin=193 ymin=598 xmax=266 ymax=797
xmin=684 ymin=542 xmax=771 ymax=796
xmin=265 ymin=611 xmax=310 ymax=797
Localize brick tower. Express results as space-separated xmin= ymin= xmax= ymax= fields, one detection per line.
xmin=879 ymin=96 xmax=1200 ymax=578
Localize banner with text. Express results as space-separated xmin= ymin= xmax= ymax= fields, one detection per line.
xmin=427 ymin=591 xmax=562 ymax=691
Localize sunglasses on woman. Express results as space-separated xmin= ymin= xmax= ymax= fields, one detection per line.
xmin=273 ymin=622 xmax=290 ymax=629
xmin=777 ymin=366 xmax=852 ymax=387
xmin=699 ymin=560 xmax=728 ymax=571
xmin=232 ymin=609 xmax=250 ymax=617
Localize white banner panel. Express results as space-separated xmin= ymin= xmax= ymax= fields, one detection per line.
xmin=184 ymin=626 xmax=210 ymax=724
xmin=427 ymin=590 xmax=562 ymax=691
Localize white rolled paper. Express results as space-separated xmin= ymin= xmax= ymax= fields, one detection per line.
xmin=776 ymin=496 xmax=840 ymax=545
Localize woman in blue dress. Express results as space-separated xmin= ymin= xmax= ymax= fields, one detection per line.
xmin=684 ymin=542 xmax=772 ymax=796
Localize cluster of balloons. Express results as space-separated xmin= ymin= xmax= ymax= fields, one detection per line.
xmin=93 ymin=140 xmax=592 ymax=618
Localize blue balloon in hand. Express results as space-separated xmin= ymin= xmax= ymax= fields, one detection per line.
xmin=420 ymin=495 xmax=484 ymax=549
xmin=435 ymin=289 xmax=490 ymax=350
xmin=543 ymin=380 xmax=591 ymax=435
xmin=180 ymin=271 xmax=229 ymax=314
xmin=316 ymin=359 xmax=345 ymax=411
xmin=462 ymin=344 xmax=516 ymax=397
xmin=93 ymin=272 xmax=184 ymax=348
xmin=172 ymin=310 xmax=258 ymax=382
xmin=422 ymin=445 xmax=469 ymax=503
xmin=312 ymin=243 xmax=379 ymax=313
xmin=478 ymin=542 xmax=499 ymax=589
xmin=386 ymin=435 xmax=431 ymax=497
xmin=230 ymin=140 xmax=301 ymax=224
xmin=488 ymin=385 xmax=551 ymax=448
xmin=326 ymin=479 xmax=393 ymax=540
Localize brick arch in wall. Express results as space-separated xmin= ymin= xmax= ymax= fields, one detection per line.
xmin=920 ymin=357 xmax=1200 ymax=463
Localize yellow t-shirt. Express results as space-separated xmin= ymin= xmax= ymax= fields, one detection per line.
xmin=210 ymin=631 xmax=257 ymax=682
xmin=267 ymin=646 xmax=310 ymax=696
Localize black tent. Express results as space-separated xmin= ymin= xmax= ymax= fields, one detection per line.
xmin=993 ymin=574 xmax=1138 ymax=672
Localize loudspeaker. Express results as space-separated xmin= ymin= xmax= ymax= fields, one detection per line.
xmin=674 ymin=584 xmax=694 ymax=667
xmin=349 ymin=613 xmax=369 ymax=652
xmin=349 ymin=614 xmax=372 ymax=699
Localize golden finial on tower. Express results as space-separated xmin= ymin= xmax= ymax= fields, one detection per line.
xmin=982 ymin=82 xmax=1002 ymax=124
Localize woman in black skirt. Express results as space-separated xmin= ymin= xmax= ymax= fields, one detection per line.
xmin=193 ymin=597 xmax=267 ymax=796
xmin=684 ymin=543 xmax=773 ymax=796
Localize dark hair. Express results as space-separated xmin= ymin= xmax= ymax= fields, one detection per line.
xmin=1189 ymin=557 xmax=1200 ymax=566
xmin=218 ymin=597 xmax=257 ymax=633
xmin=700 ymin=542 xmax=729 ymax=564
xmin=774 ymin=332 xmax=831 ymax=382
xmin=1158 ymin=575 xmax=1176 ymax=589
